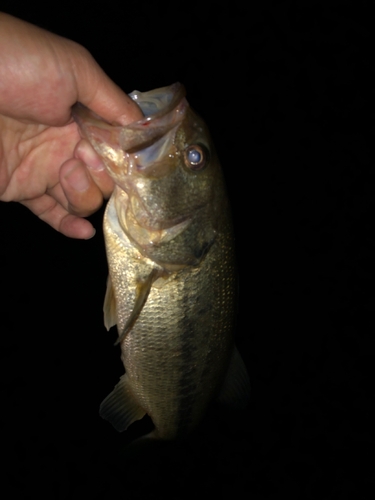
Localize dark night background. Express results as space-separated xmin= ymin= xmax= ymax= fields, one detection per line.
xmin=0 ymin=1 xmax=374 ymax=498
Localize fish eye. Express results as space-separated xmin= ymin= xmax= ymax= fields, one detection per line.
xmin=183 ymin=144 xmax=208 ymax=171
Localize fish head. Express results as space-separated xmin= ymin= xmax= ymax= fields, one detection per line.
xmin=72 ymin=83 xmax=228 ymax=268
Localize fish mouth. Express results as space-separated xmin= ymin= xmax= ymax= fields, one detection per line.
xmin=123 ymin=82 xmax=187 ymax=152
xmin=72 ymin=83 xmax=187 ymax=165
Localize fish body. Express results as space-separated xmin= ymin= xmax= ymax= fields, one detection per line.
xmin=73 ymin=84 xmax=250 ymax=440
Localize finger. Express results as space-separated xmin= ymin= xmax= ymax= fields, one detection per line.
xmin=21 ymin=194 xmax=96 ymax=239
xmin=59 ymin=158 xmax=105 ymax=217
xmin=73 ymin=139 xmax=114 ymax=198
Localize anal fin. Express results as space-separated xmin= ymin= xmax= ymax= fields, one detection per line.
xmin=99 ymin=374 xmax=146 ymax=432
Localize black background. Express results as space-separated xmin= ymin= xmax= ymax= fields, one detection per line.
xmin=0 ymin=1 xmax=374 ymax=498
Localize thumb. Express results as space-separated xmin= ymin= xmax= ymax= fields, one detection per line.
xmin=72 ymin=45 xmax=144 ymax=125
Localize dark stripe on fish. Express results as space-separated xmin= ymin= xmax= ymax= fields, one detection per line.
xmin=176 ymin=296 xmax=199 ymax=436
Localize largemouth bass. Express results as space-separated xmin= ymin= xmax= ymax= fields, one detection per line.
xmin=72 ymin=83 xmax=250 ymax=440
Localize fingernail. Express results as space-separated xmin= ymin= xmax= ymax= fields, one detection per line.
xmin=84 ymin=150 xmax=105 ymax=171
xmin=76 ymin=141 xmax=105 ymax=171
xmin=85 ymin=228 xmax=96 ymax=240
xmin=64 ymin=165 xmax=90 ymax=192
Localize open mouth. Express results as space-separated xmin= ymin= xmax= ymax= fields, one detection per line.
xmin=72 ymin=83 xmax=187 ymax=156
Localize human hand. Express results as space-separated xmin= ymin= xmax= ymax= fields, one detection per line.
xmin=0 ymin=13 xmax=143 ymax=238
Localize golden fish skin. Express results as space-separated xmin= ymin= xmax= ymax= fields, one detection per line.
xmin=72 ymin=83 xmax=250 ymax=440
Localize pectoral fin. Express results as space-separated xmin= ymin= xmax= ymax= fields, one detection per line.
xmin=99 ymin=374 xmax=146 ymax=432
xmin=103 ymin=275 xmax=117 ymax=331
xmin=217 ymin=346 xmax=251 ymax=409
xmin=114 ymin=268 xmax=159 ymax=346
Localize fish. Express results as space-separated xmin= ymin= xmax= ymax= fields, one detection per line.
xmin=72 ymin=83 xmax=250 ymax=440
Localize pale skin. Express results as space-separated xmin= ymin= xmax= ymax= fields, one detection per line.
xmin=0 ymin=12 xmax=143 ymax=238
